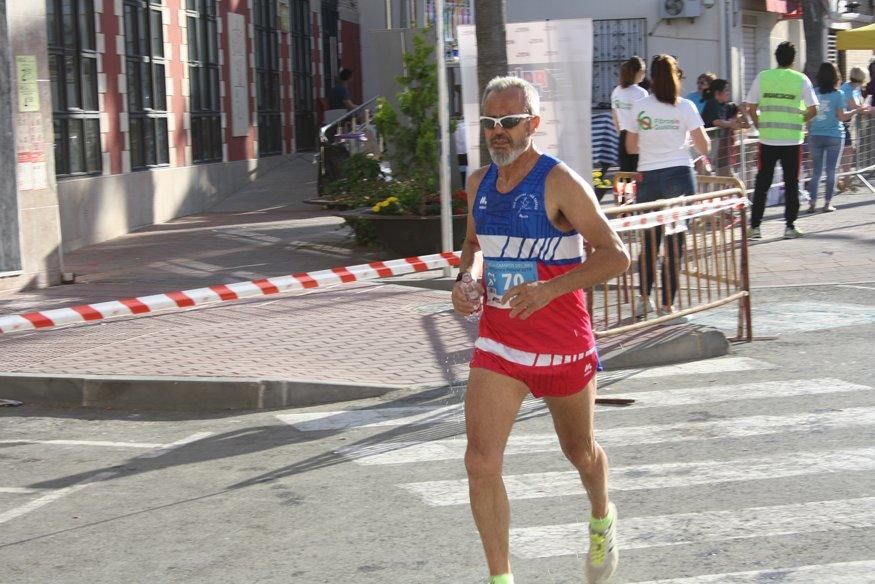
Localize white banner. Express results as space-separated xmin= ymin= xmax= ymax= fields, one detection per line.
xmin=457 ymin=19 xmax=593 ymax=177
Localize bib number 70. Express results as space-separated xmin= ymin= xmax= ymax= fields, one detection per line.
xmin=503 ymin=272 xmax=526 ymax=290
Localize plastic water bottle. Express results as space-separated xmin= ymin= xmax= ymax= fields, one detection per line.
xmin=459 ymin=272 xmax=483 ymax=322
xmin=623 ymin=180 xmax=636 ymax=204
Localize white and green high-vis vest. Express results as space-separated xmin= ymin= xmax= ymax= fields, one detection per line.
xmin=758 ymin=68 xmax=807 ymax=143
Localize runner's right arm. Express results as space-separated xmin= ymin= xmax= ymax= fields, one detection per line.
xmin=452 ymin=166 xmax=487 ymax=316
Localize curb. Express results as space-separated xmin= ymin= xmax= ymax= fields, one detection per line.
xmin=0 ymin=373 xmax=426 ymax=411
xmin=599 ymin=326 xmax=730 ymax=370
xmin=1 ymin=325 xmax=729 ymax=411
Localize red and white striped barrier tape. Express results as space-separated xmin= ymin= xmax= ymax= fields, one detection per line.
xmin=612 ymin=196 xmax=748 ymax=233
xmin=0 ymin=252 xmax=461 ymax=335
xmin=0 ymin=197 xmax=748 ymax=335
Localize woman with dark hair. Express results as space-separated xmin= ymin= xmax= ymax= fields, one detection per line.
xmin=611 ymin=56 xmax=648 ymax=171
xmin=702 ymin=79 xmax=745 ymax=175
xmin=808 ymin=62 xmax=855 ymax=213
xmin=863 ymin=60 xmax=875 ymax=100
xmin=626 ymin=55 xmax=710 ymax=318
xmin=686 ymin=71 xmax=717 ymax=115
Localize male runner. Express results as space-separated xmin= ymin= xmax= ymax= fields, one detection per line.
xmin=452 ymin=76 xmax=631 ymax=584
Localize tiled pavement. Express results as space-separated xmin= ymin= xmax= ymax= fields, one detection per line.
xmin=0 ymin=155 xmax=873 ymax=406
xmin=0 ymin=283 xmax=474 ymax=389
xmin=747 ymin=190 xmax=875 ymax=287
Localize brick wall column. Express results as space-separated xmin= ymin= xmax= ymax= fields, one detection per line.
xmin=100 ymin=0 xmax=123 ymax=174
xmin=223 ymin=0 xmax=254 ymax=161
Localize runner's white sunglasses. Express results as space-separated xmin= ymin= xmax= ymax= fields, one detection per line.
xmin=479 ymin=114 xmax=532 ymax=130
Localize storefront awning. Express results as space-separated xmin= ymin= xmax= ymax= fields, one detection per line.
xmin=837 ymin=23 xmax=875 ymax=50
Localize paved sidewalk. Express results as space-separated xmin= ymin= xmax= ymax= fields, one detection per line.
xmin=746 ymin=189 xmax=875 ymax=287
xmin=1 ymin=158 xmax=873 ymax=409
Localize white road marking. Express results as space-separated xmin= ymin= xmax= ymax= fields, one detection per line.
xmin=0 ymin=487 xmax=43 ymax=494
xmin=276 ymin=405 xmax=469 ymax=432
xmin=611 ymin=357 xmax=776 ymax=379
xmin=631 ymin=560 xmax=875 ymax=583
xmin=510 ymin=496 xmax=875 ymax=558
xmin=0 ymin=433 xmax=214 ymax=525
xmin=399 ymin=446 xmax=875 ymax=507
xmin=0 ymin=471 xmax=115 ymax=525
xmin=692 ymin=301 xmax=875 ymax=334
xmin=136 ymin=432 xmax=213 ymax=458
xmin=277 ymin=378 xmax=870 ymax=432
xmin=838 ymin=284 xmax=875 ymax=292
xmin=0 ymin=439 xmax=162 ymax=449
xmin=338 ymin=405 xmax=875 ymax=465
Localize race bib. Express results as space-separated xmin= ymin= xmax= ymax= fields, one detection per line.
xmin=484 ymin=260 xmax=538 ymax=308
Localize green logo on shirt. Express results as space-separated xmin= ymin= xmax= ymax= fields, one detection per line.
xmin=637 ymin=111 xmax=652 ymax=130
xmin=637 ymin=110 xmax=681 ymax=131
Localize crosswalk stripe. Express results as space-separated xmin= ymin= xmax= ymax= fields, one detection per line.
xmin=510 ymin=496 xmax=875 ymax=559
xmin=277 ymin=378 xmax=870 ymax=431
xmin=631 ymin=559 xmax=875 ymax=583
xmin=604 ymin=357 xmax=776 ymax=380
xmin=277 ymin=405 xmax=466 ymax=432
xmin=0 ymin=488 xmax=43 ymax=494
xmin=338 ymin=405 xmax=875 ymax=465
xmin=399 ymin=446 xmax=875 ymax=507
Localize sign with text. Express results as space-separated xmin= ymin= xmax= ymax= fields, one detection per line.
xmin=16 ymin=56 xmax=39 ymax=112
xmin=228 ymin=13 xmax=250 ymax=137
xmin=457 ymin=19 xmax=593 ymax=177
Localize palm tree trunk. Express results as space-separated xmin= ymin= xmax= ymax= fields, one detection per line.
xmin=474 ymin=0 xmax=508 ymax=165
xmin=801 ymin=0 xmax=829 ymax=80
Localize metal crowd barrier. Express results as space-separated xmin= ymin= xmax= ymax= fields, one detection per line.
xmin=590 ymin=175 xmax=752 ymax=342
xmin=704 ymin=116 xmax=875 ymax=195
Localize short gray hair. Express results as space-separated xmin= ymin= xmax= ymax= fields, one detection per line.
xmin=481 ymin=76 xmax=541 ymax=116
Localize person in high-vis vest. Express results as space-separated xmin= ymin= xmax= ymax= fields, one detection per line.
xmin=744 ymin=42 xmax=818 ymax=239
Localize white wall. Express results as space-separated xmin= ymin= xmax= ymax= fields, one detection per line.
xmin=358 ymin=0 xmax=406 ymax=100
xmin=506 ymin=0 xmax=725 ymax=97
xmin=56 ymin=156 xmax=288 ymax=253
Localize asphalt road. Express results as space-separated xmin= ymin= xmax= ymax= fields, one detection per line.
xmin=1 ymin=283 xmax=874 ymax=583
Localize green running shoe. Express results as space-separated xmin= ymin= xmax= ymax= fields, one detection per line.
xmin=587 ymin=502 xmax=619 ymax=583
xmin=783 ymin=226 xmax=804 ymax=239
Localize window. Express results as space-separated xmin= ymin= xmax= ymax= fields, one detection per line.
xmin=186 ymin=0 xmax=221 ymax=163
xmin=124 ymin=0 xmax=169 ymax=170
xmin=254 ymin=0 xmax=282 ymax=156
xmin=47 ymin=0 xmax=101 ymax=177
xmin=290 ymin=0 xmax=315 ymax=151
xmin=592 ymin=19 xmax=646 ymax=109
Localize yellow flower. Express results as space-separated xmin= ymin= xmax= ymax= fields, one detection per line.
xmin=592 ymin=170 xmax=603 ymax=178
xmin=604 ymin=179 xmax=612 ymax=187
xmin=371 ymin=204 xmax=381 ymax=212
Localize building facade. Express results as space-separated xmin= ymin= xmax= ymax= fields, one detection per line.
xmin=504 ymin=0 xmax=875 ymax=108
xmin=1 ymin=0 xmax=361 ymax=292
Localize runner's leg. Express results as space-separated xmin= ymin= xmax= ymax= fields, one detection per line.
xmin=544 ymin=377 xmax=607 ymax=517
xmin=465 ymin=366 xmax=530 ymax=577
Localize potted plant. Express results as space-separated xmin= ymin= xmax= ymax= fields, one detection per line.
xmin=327 ymin=29 xmax=467 ymax=257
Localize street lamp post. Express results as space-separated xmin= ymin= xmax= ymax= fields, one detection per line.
xmin=435 ymin=0 xmax=454 ymax=274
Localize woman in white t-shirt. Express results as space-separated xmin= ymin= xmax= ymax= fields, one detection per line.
xmin=626 ymin=54 xmax=710 ymax=316
xmin=611 ymin=56 xmax=648 ymax=171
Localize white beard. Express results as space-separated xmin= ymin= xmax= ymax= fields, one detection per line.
xmin=488 ymin=141 xmax=528 ymax=167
